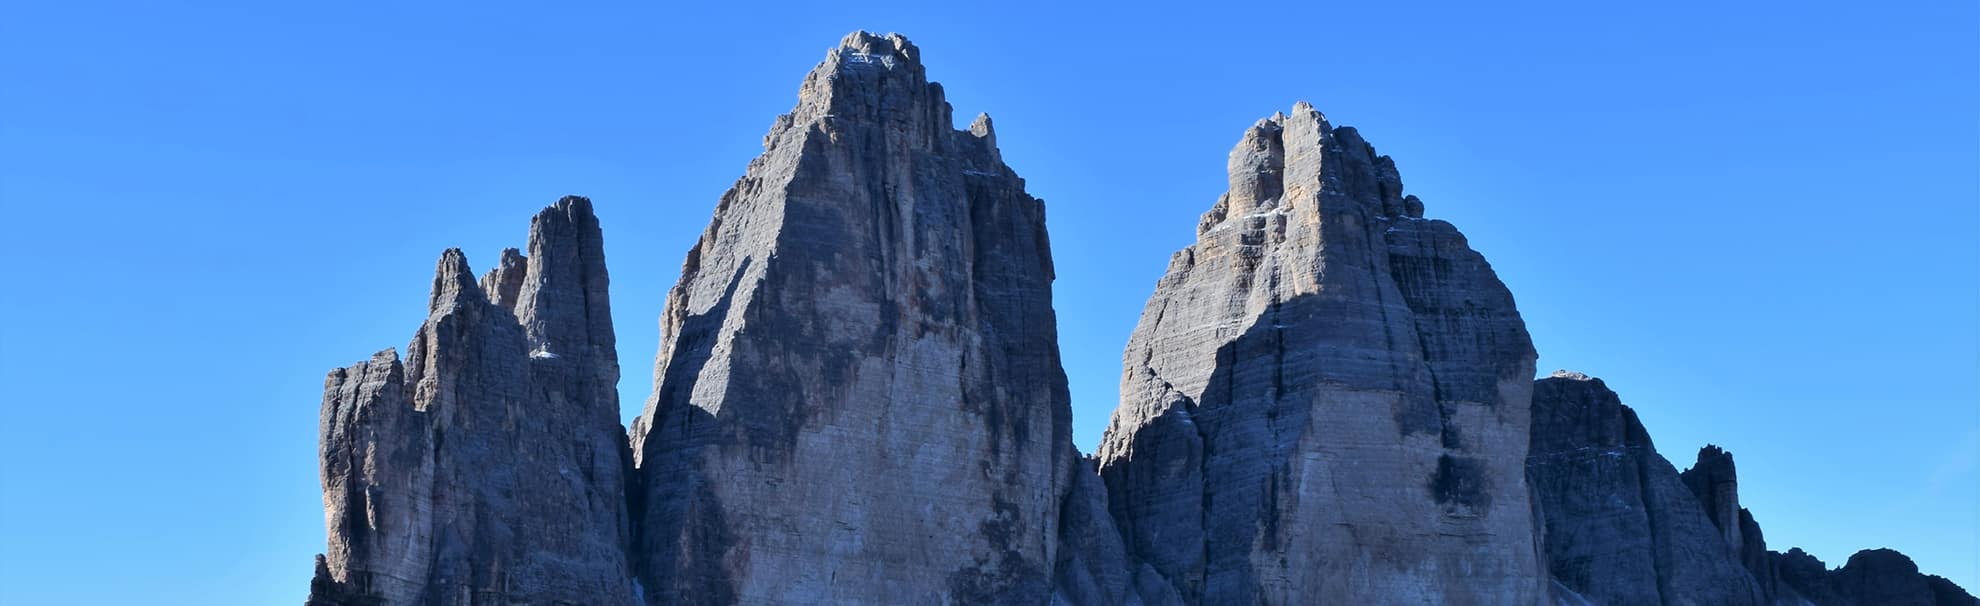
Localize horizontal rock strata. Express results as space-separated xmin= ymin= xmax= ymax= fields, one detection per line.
xmin=1095 ymin=104 xmax=1547 ymax=605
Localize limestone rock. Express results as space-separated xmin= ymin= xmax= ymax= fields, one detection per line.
xmin=628 ymin=32 xmax=1124 ymax=605
xmin=1526 ymin=372 xmax=1767 ymax=606
xmin=308 ymin=198 xmax=638 ymax=606
xmin=1094 ymin=104 xmax=1547 ymax=604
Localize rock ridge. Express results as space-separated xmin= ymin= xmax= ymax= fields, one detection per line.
xmin=1530 ymin=372 xmax=1977 ymax=606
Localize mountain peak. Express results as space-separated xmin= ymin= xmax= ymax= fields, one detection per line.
xmin=427 ymin=247 xmax=482 ymax=313
xmin=626 ymin=29 xmax=1111 ymax=603
xmin=831 ymin=30 xmax=919 ymax=67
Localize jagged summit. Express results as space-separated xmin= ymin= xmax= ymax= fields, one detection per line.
xmin=1195 ymin=103 xmax=1426 ymax=240
xmin=1529 ymin=372 xmax=1769 ymax=605
xmin=308 ymin=197 xmax=634 ymax=606
xmin=1534 ymin=376 xmax=1979 ymax=606
xmin=427 ymin=247 xmax=480 ymax=311
xmin=832 ymin=30 xmax=921 ymax=66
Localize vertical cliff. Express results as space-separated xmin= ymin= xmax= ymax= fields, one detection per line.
xmin=308 ymin=197 xmax=638 ymax=606
xmin=1680 ymin=445 xmax=1978 ymax=606
xmin=627 ymin=32 xmax=1124 ymax=605
xmin=1526 ymin=371 xmax=1767 ymax=606
xmin=1094 ymin=106 xmax=1547 ymax=605
xmin=1680 ymin=445 xmax=1788 ymax=601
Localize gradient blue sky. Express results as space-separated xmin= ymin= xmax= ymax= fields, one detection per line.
xmin=2 ymin=1 xmax=1975 ymax=603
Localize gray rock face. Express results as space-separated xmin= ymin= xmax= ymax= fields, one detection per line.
xmin=1527 ymin=371 xmax=1767 ymax=606
xmin=627 ymin=32 xmax=1124 ymax=605
xmin=1094 ymin=105 xmax=1547 ymax=605
xmin=309 ymin=197 xmax=637 ymax=606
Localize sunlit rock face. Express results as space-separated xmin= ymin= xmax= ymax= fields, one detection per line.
xmin=627 ymin=32 xmax=1127 ymax=605
xmin=1094 ymin=105 xmax=1547 ymax=605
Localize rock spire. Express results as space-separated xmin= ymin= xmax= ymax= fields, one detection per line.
xmin=1094 ymin=104 xmax=1547 ymax=604
xmin=308 ymin=197 xmax=637 ymax=606
xmin=627 ymin=31 xmax=1125 ymax=604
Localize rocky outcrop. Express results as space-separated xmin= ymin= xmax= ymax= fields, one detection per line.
xmin=1094 ymin=105 xmax=1547 ymax=605
xmin=1680 ymin=446 xmax=1747 ymax=558
xmin=309 ymin=197 xmax=638 ymax=606
xmin=1772 ymin=548 xmax=1978 ymax=606
xmin=627 ymin=32 xmax=1125 ymax=605
xmin=1680 ymin=445 xmax=1790 ymax=600
xmin=1527 ymin=371 xmax=1767 ymax=606
xmin=1529 ymin=376 xmax=1978 ymax=606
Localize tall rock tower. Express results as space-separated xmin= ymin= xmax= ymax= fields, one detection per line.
xmin=308 ymin=197 xmax=638 ymax=606
xmin=628 ymin=32 xmax=1123 ymax=605
xmin=1094 ymin=106 xmax=1547 ymax=605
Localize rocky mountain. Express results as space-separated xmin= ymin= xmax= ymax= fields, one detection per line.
xmin=624 ymin=31 xmax=1123 ymax=604
xmin=1093 ymin=104 xmax=1547 ymax=604
xmin=1527 ymin=371 xmax=1767 ymax=606
xmin=302 ymin=30 xmax=1972 ymax=606
xmin=1681 ymin=448 xmax=1977 ymax=606
xmin=1528 ymin=372 xmax=1978 ymax=606
xmin=308 ymin=197 xmax=637 ymax=606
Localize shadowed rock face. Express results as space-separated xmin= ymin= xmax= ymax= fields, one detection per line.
xmin=1526 ymin=372 xmax=1766 ymax=606
xmin=1531 ymin=377 xmax=1979 ymax=606
xmin=1681 ymin=445 xmax=1789 ymax=601
xmin=1773 ymin=547 xmax=1978 ymax=606
xmin=308 ymin=197 xmax=638 ymax=606
xmin=627 ymin=32 xmax=1125 ymax=605
xmin=1094 ymin=106 xmax=1546 ymax=605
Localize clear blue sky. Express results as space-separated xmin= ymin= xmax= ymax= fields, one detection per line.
xmin=2 ymin=1 xmax=1974 ymax=603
